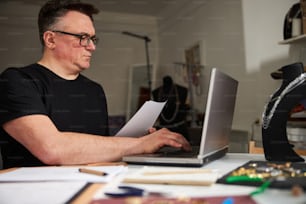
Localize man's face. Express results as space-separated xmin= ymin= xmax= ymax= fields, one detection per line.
xmin=51 ymin=11 xmax=97 ymax=74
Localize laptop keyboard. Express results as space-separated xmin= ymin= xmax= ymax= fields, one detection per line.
xmin=156 ymin=146 xmax=199 ymax=158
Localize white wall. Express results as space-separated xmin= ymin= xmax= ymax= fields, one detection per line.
xmin=157 ymin=0 xmax=301 ymax=133
xmin=242 ymin=0 xmax=299 ymax=129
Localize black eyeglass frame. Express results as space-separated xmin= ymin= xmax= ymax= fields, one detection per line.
xmin=51 ymin=30 xmax=99 ymax=46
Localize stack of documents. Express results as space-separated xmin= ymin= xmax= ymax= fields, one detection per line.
xmin=122 ymin=166 xmax=219 ymax=186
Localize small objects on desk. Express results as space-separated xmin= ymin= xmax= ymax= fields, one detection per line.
xmin=291 ymin=185 xmax=304 ymax=197
xmin=217 ymin=160 xmax=306 ymax=190
xmin=104 ymin=186 xmax=145 ymax=198
xmin=104 ymin=185 xmax=167 ymax=198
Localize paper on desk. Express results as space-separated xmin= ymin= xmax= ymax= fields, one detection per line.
xmin=122 ymin=166 xmax=220 ymax=186
xmin=115 ymin=100 xmax=166 ymax=137
xmin=0 ymin=181 xmax=87 ymax=204
xmin=0 ymin=166 xmax=127 ymax=183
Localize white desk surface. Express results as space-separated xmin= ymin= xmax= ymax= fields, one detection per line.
xmin=0 ymin=153 xmax=306 ymax=204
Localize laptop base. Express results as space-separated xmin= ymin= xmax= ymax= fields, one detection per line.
xmin=123 ymin=147 xmax=228 ymax=167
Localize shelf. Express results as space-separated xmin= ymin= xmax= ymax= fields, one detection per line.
xmin=291 ymin=111 xmax=306 ymax=118
xmin=279 ymin=34 xmax=306 ymax=44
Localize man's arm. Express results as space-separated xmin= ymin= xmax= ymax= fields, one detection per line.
xmin=3 ymin=114 xmax=190 ymax=165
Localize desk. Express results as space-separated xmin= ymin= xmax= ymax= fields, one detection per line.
xmin=1 ymin=153 xmax=305 ymax=204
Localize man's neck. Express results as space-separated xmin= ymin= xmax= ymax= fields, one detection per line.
xmin=37 ymin=58 xmax=79 ymax=80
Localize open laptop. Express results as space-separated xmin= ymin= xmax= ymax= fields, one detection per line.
xmin=122 ymin=68 xmax=238 ymax=166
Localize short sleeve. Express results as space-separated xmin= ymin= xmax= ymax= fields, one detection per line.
xmin=0 ymin=68 xmax=48 ymax=125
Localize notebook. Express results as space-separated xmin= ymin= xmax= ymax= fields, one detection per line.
xmin=122 ymin=68 xmax=238 ymax=166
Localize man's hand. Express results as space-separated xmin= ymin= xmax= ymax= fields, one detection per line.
xmin=139 ymin=128 xmax=191 ymax=154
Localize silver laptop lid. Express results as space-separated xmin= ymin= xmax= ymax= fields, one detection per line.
xmin=197 ymin=68 xmax=238 ymax=159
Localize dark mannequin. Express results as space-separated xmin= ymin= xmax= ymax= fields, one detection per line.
xmin=152 ymin=76 xmax=189 ymax=140
xmin=262 ymin=62 xmax=305 ymax=162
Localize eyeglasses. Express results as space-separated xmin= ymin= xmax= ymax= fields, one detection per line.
xmin=51 ymin=30 xmax=99 ymax=46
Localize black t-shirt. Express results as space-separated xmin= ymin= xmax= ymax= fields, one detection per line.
xmin=0 ymin=64 xmax=109 ymax=168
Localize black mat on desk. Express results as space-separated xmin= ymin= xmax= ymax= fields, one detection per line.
xmin=217 ymin=160 xmax=306 ymax=190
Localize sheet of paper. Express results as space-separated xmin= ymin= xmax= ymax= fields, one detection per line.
xmin=0 ymin=181 xmax=87 ymax=204
xmin=115 ymin=100 xmax=166 ymax=137
xmin=0 ymin=166 xmax=127 ymax=183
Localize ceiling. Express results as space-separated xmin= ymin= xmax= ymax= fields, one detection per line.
xmin=16 ymin=0 xmax=185 ymax=17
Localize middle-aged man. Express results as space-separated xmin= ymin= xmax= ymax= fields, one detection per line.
xmin=0 ymin=0 xmax=191 ymax=168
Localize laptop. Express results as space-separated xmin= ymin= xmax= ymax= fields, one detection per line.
xmin=122 ymin=68 xmax=238 ymax=166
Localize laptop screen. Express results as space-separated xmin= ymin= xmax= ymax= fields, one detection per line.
xmin=198 ymin=68 xmax=238 ymax=157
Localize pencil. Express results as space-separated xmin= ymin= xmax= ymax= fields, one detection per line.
xmin=78 ymin=168 xmax=108 ymax=176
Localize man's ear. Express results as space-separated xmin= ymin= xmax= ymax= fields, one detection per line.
xmin=43 ymin=31 xmax=56 ymax=49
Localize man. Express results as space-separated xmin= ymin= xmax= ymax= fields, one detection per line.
xmin=0 ymin=0 xmax=190 ymax=168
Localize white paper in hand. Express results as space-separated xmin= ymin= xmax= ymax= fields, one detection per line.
xmin=115 ymin=100 xmax=166 ymax=137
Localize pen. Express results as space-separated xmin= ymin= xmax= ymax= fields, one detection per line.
xmin=78 ymin=168 xmax=108 ymax=176
xmin=225 ymin=175 xmax=263 ymax=183
xmin=249 ymin=179 xmax=271 ymax=196
xmin=225 ymin=175 xmax=271 ymax=196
